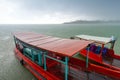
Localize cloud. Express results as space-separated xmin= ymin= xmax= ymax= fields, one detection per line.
xmin=0 ymin=0 xmax=90 ymax=24
xmin=0 ymin=0 xmax=119 ymax=24
xmin=0 ymin=0 xmax=21 ymax=24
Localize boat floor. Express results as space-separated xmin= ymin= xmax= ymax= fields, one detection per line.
xmin=103 ymin=57 xmax=120 ymax=68
xmin=47 ymin=64 xmax=114 ymax=80
xmin=75 ymin=53 xmax=120 ymax=68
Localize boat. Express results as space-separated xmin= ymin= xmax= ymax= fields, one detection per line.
xmin=13 ymin=32 xmax=120 ymax=80
xmin=72 ymin=35 xmax=120 ymax=70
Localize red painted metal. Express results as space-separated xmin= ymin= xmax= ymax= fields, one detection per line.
xmin=113 ymin=54 xmax=120 ymax=60
xmin=30 ymin=37 xmax=60 ymax=46
xmin=108 ymin=49 xmax=120 ymax=60
xmin=80 ymin=49 xmax=103 ymax=63
xmin=15 ymin=48 xmax=120 ymax=79
xmin=69 ymin=57 xmax=120 ymax=79
xmin=15 ymin=48 xmax=60 ymax=80
xmin=13 ymin=32 xmax=120 ymax=80
xmin=80 ymin=49 xmax=120 ymax=71
xmin=88 ymin=63 xmax=120 ymax=79
xmin=25 ymin=36 xmax=52 ymax=43
xmin=15 ymin=32 xmax=40 ymax=38
xmin=14 ymin=32 xmax=93 ymax=57
xmin=37 ymin=39 xmax=93 ymax=57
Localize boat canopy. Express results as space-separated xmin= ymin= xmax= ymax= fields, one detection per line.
xmin=75 ymin=35 xmax=114 ymax=44
xmin=14 ymin=32 xmax=93 ymax=57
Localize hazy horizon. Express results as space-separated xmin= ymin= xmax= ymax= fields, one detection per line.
xmin=0 ymin=0 xmax=120 ymax=24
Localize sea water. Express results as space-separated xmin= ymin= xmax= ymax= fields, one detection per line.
xmin=0 ymin=23 xmax=120 ymax=80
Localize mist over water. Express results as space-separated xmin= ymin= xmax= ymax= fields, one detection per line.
xmin=0 ymin=24 xmax=120 ymax=80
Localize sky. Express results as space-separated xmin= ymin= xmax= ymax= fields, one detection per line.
xmin=0 ymin=0 xmax=120 ymax=24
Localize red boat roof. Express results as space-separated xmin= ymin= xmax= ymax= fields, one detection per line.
xmin=14 ymin=32 xmax=93 ymax=57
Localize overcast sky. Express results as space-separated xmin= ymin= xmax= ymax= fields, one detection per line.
xmin=0 ymin=0 xmax=120 ymax=24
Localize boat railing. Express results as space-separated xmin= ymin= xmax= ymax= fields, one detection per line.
xmin=14 ymin=35 xmax=120 ymax=80
xmin=14 ymin=37 xmax=70 ymax=80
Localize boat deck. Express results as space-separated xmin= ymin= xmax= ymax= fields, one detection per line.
xmin=13 ymin=32 xmax=120 ymax=80
xmin=103 ymin=57 xmax=120 ymax=68
xmin=47 ymin=61 xmax=114 ymax=80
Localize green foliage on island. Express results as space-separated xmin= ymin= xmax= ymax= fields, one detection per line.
xmin=63 ymin=20 xmax=120 ymax=24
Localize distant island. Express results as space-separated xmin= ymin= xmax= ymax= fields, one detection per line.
xmin=63 ymin=20 xmax=120 ymax=24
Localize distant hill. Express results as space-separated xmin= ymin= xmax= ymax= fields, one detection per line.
xmin=63 ymin=20 xmax=120 ymax=24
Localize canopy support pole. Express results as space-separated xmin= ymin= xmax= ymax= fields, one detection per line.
xmin=13 ymin=36 xmax=17 ymax=47
xmin=44 ymin=52 xmax=47 ymax=71
xmin=31 ymin=49 xmax=34 ymax=61
xmin=100 ymin=44 xmax=104 ymax=56
xmin=65 ymin=57 xmax=69 ymax=80
xmin=38 ymin=51 xmax=42 ymax=66
xmin=44 ymin=54 xmax=69 ymax=80
xmin=111 ymin=41 xmax=115 ymax=49
xmin=86 ymin=45 xmax=90 ymax=68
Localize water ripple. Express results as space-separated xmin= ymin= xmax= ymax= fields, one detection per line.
xmin=1 ymin=36 xmax=10 ymax=41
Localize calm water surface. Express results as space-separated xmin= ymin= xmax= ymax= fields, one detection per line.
xmin=0 ymin=24 xmax=120 ymax=80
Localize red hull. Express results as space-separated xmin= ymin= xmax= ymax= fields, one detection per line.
xmin=14 ymin=48 xmax=60 ymax=80
xmin=113 ymin=54 xmax=120 ymax=60
xmin=15 ymin=48 xmax=120 ymax=80
xmin=80 ymin=49 xmax=103 ymax=63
